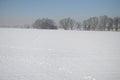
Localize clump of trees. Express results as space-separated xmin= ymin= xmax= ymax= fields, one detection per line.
xmin=32 ymin=16 xmax=120 ymax=31
xmin=32 ymin=18 xmax=57 ymax=29
xmin=82 ymin=16 xmax=120 ymax=31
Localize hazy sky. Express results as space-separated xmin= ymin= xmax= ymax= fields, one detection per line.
xmin=0 ymin=0 xmax=120 ymax=26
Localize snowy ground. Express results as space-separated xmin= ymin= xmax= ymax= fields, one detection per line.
xmin=0 ymin=28 xmax=120 ymax=80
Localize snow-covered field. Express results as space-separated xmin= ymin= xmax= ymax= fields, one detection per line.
xmin=0 ymin=28 xmax=120 ymax=80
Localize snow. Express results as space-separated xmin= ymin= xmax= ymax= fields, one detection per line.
xmin=0 ymin=28 xmax=120 ymax=80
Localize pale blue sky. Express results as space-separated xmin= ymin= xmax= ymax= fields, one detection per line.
xmin=0 ymin=0 xmax=120 ymax=26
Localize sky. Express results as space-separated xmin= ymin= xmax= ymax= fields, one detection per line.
xmin=0 ymin=0 xmax=120 ymax=26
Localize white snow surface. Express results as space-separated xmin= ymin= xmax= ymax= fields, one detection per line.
xmin=0 ymin=28 xmax=120 ymax=80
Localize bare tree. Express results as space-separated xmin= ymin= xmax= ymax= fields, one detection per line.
xmin=59 ymin=18 xmax=75 ymax=30
xmin=113 ymin=17 xmax=120 ymax=31
xmin=98 ymin=15 xmax=108 ymax=31
xmin=106 ymin=17 xmax=113 ymax=31
xmin=32 ymin=19 xmax=41 ymax=29
xmin=90 ymin=17 xmax=98 ymax=30
xmin=75 ymin=22 xmax=82 ymax=30
xmin=83 ymin=20 xmax=87 ymax=30
xmin=118 ymin=18 xmax=120 ymax=31
xmin=83 ymin=17 xmax=98 ymax=31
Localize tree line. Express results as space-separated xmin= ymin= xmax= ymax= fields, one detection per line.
xmin=32 ymin=15 xmax=120 ymax=31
